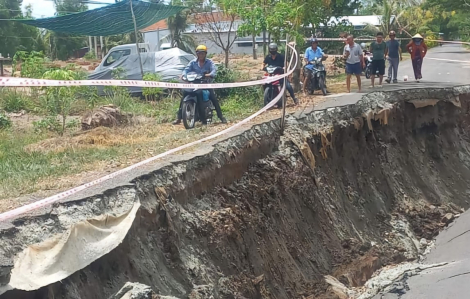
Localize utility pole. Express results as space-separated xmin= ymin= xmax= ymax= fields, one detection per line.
xmin=130 ymin=0 xmax=144 ymax=78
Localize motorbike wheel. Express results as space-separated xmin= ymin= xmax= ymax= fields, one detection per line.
xmin=182 ymin=101 xmax=196 ymax=129
xmin=264 ymin=86 xmax=273 ymax=106
xmin=319 ymin=75 xmax=327 ymax=96
xmin=307 ymin=78 xmax=314 ymax=95
xmin=365 ymin=67 xmax=371 ymax=79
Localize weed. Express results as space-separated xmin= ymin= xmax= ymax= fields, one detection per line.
xmin=153 ymin=97 xmax=180 ymax=123
xmin=33 ymin=117 xmax=62 ymax=133
xmin=142 ymin=73 xmax=164 ymax=101
xmin=0 ymin=88 xmax=32 ymax=112
xmin=0 ymin=113 xmax=11 ymax=129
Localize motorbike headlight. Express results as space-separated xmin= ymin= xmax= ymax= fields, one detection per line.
xmin=266 ymin=66 xmax=276 ymax=74
xmin=187 ymin=72 xmax=198 ymax=81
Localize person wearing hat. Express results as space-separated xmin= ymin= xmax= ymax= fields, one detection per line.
xmin=406 ymin=34 xmax=427 ymax=82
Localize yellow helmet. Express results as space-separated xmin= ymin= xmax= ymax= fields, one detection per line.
xmin=196 ymin=45 xmax=207 ymax=53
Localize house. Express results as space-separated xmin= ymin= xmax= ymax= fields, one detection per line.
xmin=140 ymin=20 xmax=170 ymax=51
xmin=316 ymin=15 xmax=396 ymax=31
xmin=142 ymin=15 xmax=392 ymax=56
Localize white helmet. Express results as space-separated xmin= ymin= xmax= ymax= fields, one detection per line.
xmin=361 ymin=42 xmax=366 ymax=48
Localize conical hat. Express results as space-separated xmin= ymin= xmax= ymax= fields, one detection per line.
xmin=412 ymin=33 xmax=423 ymax=39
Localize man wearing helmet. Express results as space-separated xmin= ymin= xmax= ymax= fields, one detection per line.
xmin=262 ymin=43 xmax=298 ymax=105
xmin=173 ymin=45 xmax=227 ymax=125
xmin=303 ymin=38 xmax=328 ymax=93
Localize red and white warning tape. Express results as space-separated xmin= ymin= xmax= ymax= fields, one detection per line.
xmin=0 ymin=73 xmax=283 ymax=89
xmin=0 ymin=45 xmax=298 ymax=223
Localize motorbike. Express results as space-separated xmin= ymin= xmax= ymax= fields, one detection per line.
xmin=364 ymin=53 xmax=379 ymax=79
xmin=262 ymin=65 xmax=284 ymax=108
xmin=181 ymin=71 xmax=215 ymax=129
xmin=304 ymin=57 xmax=327 ymax=96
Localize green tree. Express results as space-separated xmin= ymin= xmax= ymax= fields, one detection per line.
xmin=48 ymin=0 xmax=88 ymax=60
xmin=236 ymin=0 xmax=268 ymax=59
xmin=0 ymin=1 xmax=44 ymax=57
xmin=165 ymin=0 xmax=200 ymax=53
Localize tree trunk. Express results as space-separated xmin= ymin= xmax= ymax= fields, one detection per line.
xmin=224 ymin=48 xmax=229 ymax=67
xmin=252 ymin=34 xmax=257 ymax=60
xmin=292 ymin=45 xmax=301 ymax=92
xmin=263 ymin=31 xmax=267 ymax=56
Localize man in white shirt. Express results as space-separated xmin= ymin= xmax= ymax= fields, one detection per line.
xmin=343 ymin=35 xmax=364 ymax=93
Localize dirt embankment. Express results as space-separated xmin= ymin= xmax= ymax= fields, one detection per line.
xmin=1 ymin=87 xmax=470 ymax=299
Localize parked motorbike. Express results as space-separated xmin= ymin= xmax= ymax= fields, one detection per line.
xmin=262 ymin=65 xmax=284 ymax=108
xmin=304 ymin=57 xmax=327 ymax=96
xmin=181 ymin=71 xmax=215 ymax=129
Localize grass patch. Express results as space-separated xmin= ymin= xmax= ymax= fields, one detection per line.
xmin=0 ymin=88 xmax=35 ymax=113
xmin=0 ymin=90 xmax=263 ymax=201
xmin=0 ymin=129 xmax=121 ymax=198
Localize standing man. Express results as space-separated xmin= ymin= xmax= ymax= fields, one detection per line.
xmin=263 ymin=43 xmax=298 ymax=105
xmin=385 ymin=30 xmax=402 ymax=83
xmin=369 ymin=32 xmax=388 ymax=87
xmin=303 ymin=38 xmax=328 ymax=94
xmin=343 ymin=35 xmax=364 ymax=93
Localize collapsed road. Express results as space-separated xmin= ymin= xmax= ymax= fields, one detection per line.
xmin=1 ymin=44 xmax=470 ymax=299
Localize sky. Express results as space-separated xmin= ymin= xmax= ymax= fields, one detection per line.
xmin=22 ymin=0 xmax=116 ymax=18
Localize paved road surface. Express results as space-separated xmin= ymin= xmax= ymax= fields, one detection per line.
xmin=316 ymin=43 xmax=470 ymax=111
xmin=369 ymin=43 xmax=470 ymax=299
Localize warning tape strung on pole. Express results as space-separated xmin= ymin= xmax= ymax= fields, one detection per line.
xmin=0 ymin=44 xmax=298 ymax=223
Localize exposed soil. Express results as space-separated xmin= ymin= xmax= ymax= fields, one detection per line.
xmin=1 ymin=88 xmax=470 ymax=298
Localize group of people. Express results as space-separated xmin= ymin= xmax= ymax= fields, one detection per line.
xmin=171 ymin=32 xmax=430 ymax=125
xmin=343 ymin=31 xmax=428 ymax=92
xmin=172 ymin=42 xmax=299 ymax=125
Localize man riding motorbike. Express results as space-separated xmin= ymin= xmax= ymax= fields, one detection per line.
xmin=303 ymin=38 xmax=328 ymax=94
xmin=262 ymin=43 xmax=298 ymax=105
xmin=173 ymin=45 xmax=227 ymax=125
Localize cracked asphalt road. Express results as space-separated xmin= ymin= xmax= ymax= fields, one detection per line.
xmin=374 ymin=210 xmax=470 ymax=299
xmin=372 ymin=43 xmax=470 ymax=299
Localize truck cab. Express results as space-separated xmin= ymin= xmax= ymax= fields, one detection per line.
xmin=95 ymin=43 xmax=157 ymax=72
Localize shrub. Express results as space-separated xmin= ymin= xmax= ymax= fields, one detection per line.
xmin=12 ymin=51 xmax=48 ymax=78
xmin=84 ymin=51 xmax=96 ymax=60
xmin=0 ymin=112 xmax=11 ymax=129
xmin=214 ymin=64 xmax=259 ymax=101
xmin=142 ymin=73 xmax=164 ymax=101
xmin=41 ymin=69 xmax=79 ymax=135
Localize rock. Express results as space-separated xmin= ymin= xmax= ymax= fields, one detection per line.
xmin=419 ymin=238 xmax=428 ymax=247
xmin=252 ymin=274 xmax=264 ymax=285
xmin=441 ymin=213 xmax=454 ymax=224
xmin=111 ymin=282 xmax=159 ymax=299
xmin=324 ymin=275 xmax=351 ymax=299
xmin=81 ymin=104 xmax=130 ymax=130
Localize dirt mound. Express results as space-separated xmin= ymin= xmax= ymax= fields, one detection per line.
xmin=2 ymin=88 xmax=470 ymax=299
xmin=81 ymin=104 xmax=131 ymax=130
